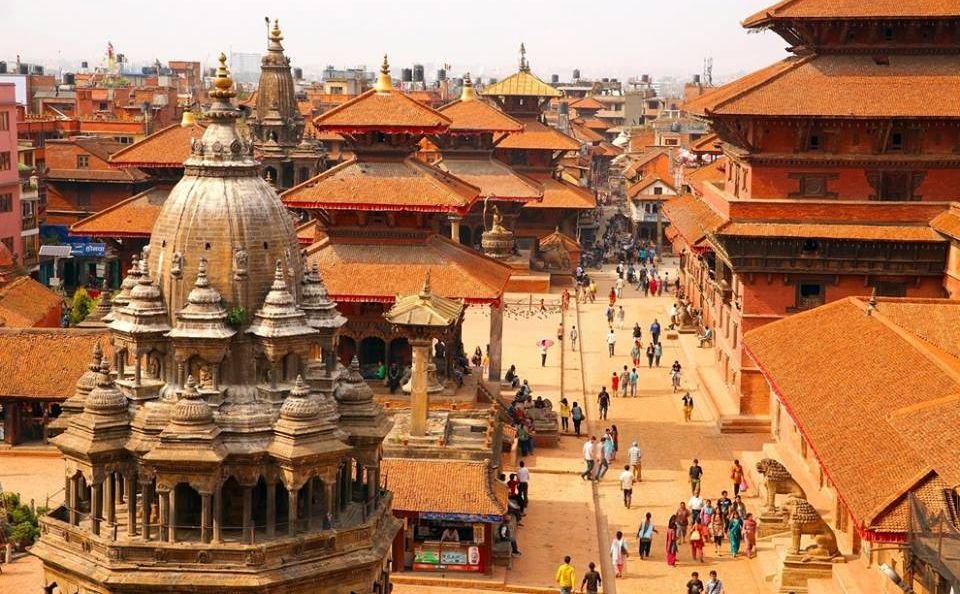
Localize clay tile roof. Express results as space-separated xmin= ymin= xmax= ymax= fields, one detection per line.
xmin=306 ymin=233 xmax=511 ymax=304
xmin=743 ymin=0 xmax=960 ymax=27
xmin=438 ymin=98 xmax=524 ymax=133
xmin=522 ymin=173 xmax=596 ymax=210
xmin=281 ymin=157 xmax=479 ymax=214
xmin=381 ymin=458 xmax=507 ymax=517
xmin=690 ymin=133 xmax=722 ymax=154
xmin=570 ymin=124 xmax=605 ymax=144
xmin=110 ymin=122 xmax=206 ymax=168
xmin=661 ymin=194 xmax=725 ymax=247
xmin=0 ymin=329 xmax=111 ymax=399
xmin=539 ymin=229 xmax=581 ymax=253
xmin=437 ymin=157 xmax=543 ymax=202
xmin=45 ymin=166 xmax=150 ymax=183
xmin=743 ymin=297 xmax=960 ymax=532
xmin=313 ymin=88 xmax=451 ymax=133
xmin=0 ymin=277 xmax=62 ymax=328
xmin=716 ymin=222 xmax=945 ymax=242
xmin=889 ymin=395 xmax=960 ymax=489
xmin=482 ymin=71 xmax=562 ymax=98
xmin=685 ymin=159 xmax=727 ymax=195
xmin=581 ymin=118 xmax=610 ymax=131
xmin=571 ymin=97 xmax=605 ymax=111
xmin=496 ymin=119 xmax=581 ymax=152
xmin=931 ymin=205 xmax=960 ymax=240
xmin=70 ymin=186 xmax=169 ymax=238
xmin=686 ymin=54 xmax=960 ymax=119
xmin=296 ymin=219 xmax=319 ymax=246
xmin=627 ymin=175 xmax=677 ymax=198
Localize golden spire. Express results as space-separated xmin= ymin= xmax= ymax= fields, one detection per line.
xmin=419 ymin=270 xmax=432 ymax=299
xmin=375 ymin=54 xmax=392 ymax=93
xmin=180 ymin=110 xmax=196 ymax=127
xmin=271 ymin=18 xmax=283 ymax=42
xmin=210 ymin=52 xmax=236 ymax=99
xmin=460 ymin=72 xmax=477 ymax=102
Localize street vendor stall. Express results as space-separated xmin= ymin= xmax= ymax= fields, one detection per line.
xmin=382 ymin=458 xmax=507 ymax=574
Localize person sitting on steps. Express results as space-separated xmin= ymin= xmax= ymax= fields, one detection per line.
xmin=698 ymin=326 xmax=713 ymax=348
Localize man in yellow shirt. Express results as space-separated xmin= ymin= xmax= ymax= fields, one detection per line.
xmin=555 ymin=555 xmax=576 ymax=594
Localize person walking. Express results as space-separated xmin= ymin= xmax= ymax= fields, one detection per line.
xmin=598 ymin=388 xmax=610 ymax=420
xmin=629 ymin=367 xmax=639 ymax=397
xmin=675 ymin=501 xmax=690 ymax=545
xmin=616 ymin=305 xmax=625 ymax=329
xmin=559 ymin=398 xmax=570 ymax=433
xmin=580 ymin=437 xmax=596 ymax=480
xmin=688 ymin=491 xmax=704 ymax=524
xmin=706 ymin=570 xmax=725 ymax=594
xmin=665 ymin=515 xmax=679 ymax=566
xmin=689 ymin=459 xmax=704 ymax=495
xmin=539 ymin=343 xmax=548 ymax=367
xmin=728 ymin=511 xmax=743 ymax=558
xmin=615 ymin=276 xmax=624 ymax=300
xmin=609 ymin=530 xmax=627 ymax=578
xmin=689 ymin=521 xmax=706 ymax=563
xmin=571 ymin=402 xmax=584 ymax=437
xmin=731 ymin=460 xmax=745 ymax=497
xmin=649 ymin=276 xmax=658 ymax=297
xmin=650 ymin=319 xmax=661 ymax=344
xmin=709 ymin=508 xmax=726 ymax=557
xmin=610 ymin=424 xmax=620 ymax=457
xmin=570 ymin=325 xmax=578 ymax=351
xmin=589 ymin=279 xmax=597 ymax=303
xmin=654 ymin=341 xmax=663 ymax=367
xmin=580 ymin=561 xmax=602 ymax=594
xmin=596 ymin=436 xmax=613 ymax=480
xmin=555 ymin=555 xmax=576 ymax=594
xmin=645 ymin=342 xmax=655 ymax=368
xmin=686 ymin=571 xmax=705 ymax=594
xmin=608 ymin=287 xmax=616 ymax=307
xmin=498 ymin=522 xmax=521 ymax=556
xmin=632 ymin=322 xmax=643 ymax=342
xmin=610 ymin=371 xmax=620 ymax=396
xmin=619 ymin=367 xmax=629 ymax=397
xmin=606 ymin=329 xmax=617 ymax=357
xmin=628 ymin=440 xmax=642 ymax=481
xmin=743 ymin=513 xmax=758 ymax=559
xmin=630 ymin=340 xmax=641 ymax=367
xmin=606 ymin=305 xmax=615 ymax=326
xmin=517 ymin=460 xmax=530 ymax=507
xmin=619 ymin=465 xmax=634 ymax=508
xmin=681 ymin=391 xmax=695 ymax=422
xmin=637 ymin=512 xmax=657 ymax=559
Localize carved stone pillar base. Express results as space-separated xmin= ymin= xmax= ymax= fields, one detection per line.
xmin=758 ymin=510 xmax=791 ymax=537
xmin=778 ymin=554 xmax=836 ymax=593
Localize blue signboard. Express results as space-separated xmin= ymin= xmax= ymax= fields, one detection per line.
xmin=40 ymin=224 xmax=107 ymax=258
xmin=71 ymin=243 xmax=106 ymax=257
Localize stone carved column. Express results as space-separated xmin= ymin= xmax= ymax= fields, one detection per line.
xmin=167 ymin=487 xmax=177 ymax=543
xmin=125 ymin=474 xmax=137 ymax=537
xmin=449 ymin=215 xmax=462 ymax=244
xmin=212 ymin=486 xmax=222 ymax=543
xmin=242 ymin=486 xmax=253 ymax=544
xmin=157 ymin=488 xmax=169 ymax=543
xmin=91 ymin=481 xmax=103 ymax=536
xmin=488 ymin=301 xmax=504 ymax=381
xmin=287 ymin=488 xmax=298 ymax=537
xmin=200 ymin=492 xmax=212 ymax=544
xmin=104 ymin=474 xmax=115 ymax=527
xmin=409 ymin=338 xmax=431 ymax=436
xmin=68 ymin=475 xmax=79 ymax=526
xmin=140 ymin=479 xmax=153 ymax=541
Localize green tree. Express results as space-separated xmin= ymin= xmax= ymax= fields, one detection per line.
xmin=69 ymin=287 xmax=94 ymax=325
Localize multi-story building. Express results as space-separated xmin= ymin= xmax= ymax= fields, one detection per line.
xmin=0 ymin=83 xmax=22 ymax=264
xmin=664 ymin=0 xmax=960 ymax=431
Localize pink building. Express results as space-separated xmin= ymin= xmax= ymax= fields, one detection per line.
xmin=0 ymin=83 xmax=21 ymax=264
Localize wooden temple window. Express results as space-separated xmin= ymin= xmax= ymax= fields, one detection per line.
xmin=789 ymin=174 xmax=837 ymax=199
xmin=796 ymin=283 xmax=825 ymax=311
xmin=889 ymin=131 xmax=904 ymax=152
xmin=874 ymin=282 xmax=907 ymax=297
xmin=801 ymin=239 xmax=820 ymax=256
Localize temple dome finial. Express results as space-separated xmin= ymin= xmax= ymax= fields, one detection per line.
xmin=211 ymin=53 xmax=235 ymax=99
xmin=461 ymin=72 xmax=476 ymax=102
xmin=375 ymin=54 xmax=392 ymax=93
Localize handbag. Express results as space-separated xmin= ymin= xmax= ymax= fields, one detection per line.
xmin=740 ymin=480 xmax=748 ymax=492
xmin=690 ymin=528 xmax=702 ymax=542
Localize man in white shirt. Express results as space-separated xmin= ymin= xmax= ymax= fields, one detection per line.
xmin=628 ymin=441 xmax=642 ymax=481
xmin=606 ymin=330 xmax=616 ymax=357
xmin=706 ymin=570 xmax=725 ymax=594
xmin=517 ymin=460 xmax=530 ymax=506
xmin=618 ymin=464 xmax=635 ymax=508
xmin=580 ymin=436 xmax=596 ymax=480
xmin=688 ymin=491 xmax=705 ymax=524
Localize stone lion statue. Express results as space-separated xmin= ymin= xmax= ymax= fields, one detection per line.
xmin=537 ymin=242 xmax=572 ymax=272
xmin=782 ymin=497 xmax=841 ymax=561
xmin=756 ymin=458 xmax=806 ymax=513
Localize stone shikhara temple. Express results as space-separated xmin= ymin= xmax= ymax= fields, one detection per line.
xmin=33 ymin=54 xmax=399 ymax=594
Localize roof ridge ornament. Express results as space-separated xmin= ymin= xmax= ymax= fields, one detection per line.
xmin=420 ymin=271 xmax=432 ymax=299
xmin=519 ymin=42 xmax=530 ymax=73
xmin=210 ymin=53 xmax=236 ymax=101
xmin=375 ymin=54 xmax=392 ymax=93
xmin=461 ymin=72 xmax=477 ymax=102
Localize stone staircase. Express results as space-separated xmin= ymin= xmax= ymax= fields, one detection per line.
xmin=719 ymin=414 xmax=772 ymax=434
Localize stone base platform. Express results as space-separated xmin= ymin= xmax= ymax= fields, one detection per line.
xmin=758 ymin=511 xmax=791 ymax=538
xmin=778 ymin=554 xmax=839 ymax=593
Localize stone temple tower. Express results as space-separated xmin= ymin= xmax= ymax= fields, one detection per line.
xmin=33 ymin=54 xmax=399 ymax=594
xmin=250 ymin=19 xmax=324 ymax=190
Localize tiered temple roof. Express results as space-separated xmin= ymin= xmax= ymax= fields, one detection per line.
xmin=70 ymin=186 xmax=170 ymax=238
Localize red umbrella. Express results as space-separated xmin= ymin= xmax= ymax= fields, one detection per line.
xmin=537 ymin=338 xmax=555 ymax=349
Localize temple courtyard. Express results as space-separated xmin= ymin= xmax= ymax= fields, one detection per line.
xmin=2 ymin=259 xmax=886 ymax=593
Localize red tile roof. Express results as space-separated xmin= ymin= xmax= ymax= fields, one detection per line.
xmin=45 ymin=167 xmax=149 ymax=183
xmin=496 ymin=119 xmax=581 ymax=152
xmin=0 ymin=329 xmax=111 ymax=399
xmin=889 ymin=395 xmax=960 ymax=489
xmin=581 ymin=118 xmax=610 ymax=131
xmin=570 ymin=124 xmax=605 ymax=144
xmin=661 ymin=194 xmax=725 ymax=247
xmin=110 ymin=122 xmax=206 ymax=168
xmin=522 ymin=173 xmax=596 ymax=210
xmin=684 ymin=159 xmax=727 ymax=195
xmin=570 ymin=97 xmax=605 ymax=111
xmin=686 ymin=54 xmax=960 ymax=119
xmin=717 ymin=222 xmax=945 ymax=243
xmin=281 ymin=157 xmax=479 ymax=214
xmin=627 ymin=175 xmax=677 ymax=198
xmin=690 ymin=133 xmax=722 ymax=154
xmin=0 ymin=278 xmax=62 ymax=328
xmin=438 ymin=98 xmax=524 ymax=134
xmin=306 ymin=232 xmax=511 ymax=304
xmin=313 ymin=88 xmax=451 ymax=134
xmin=381 ymin=458 xmax=507 ymax=517
xmin=930 ymin=205 xmax=960 ymax=240
xmin=437 ymin=157 xmax=542 ymax=202
xmin=296 ymin=219 xmax=319 ymax=246
xmin=743 ymin=0 xmax=960 ymax=27
xmin=70 ymin=186 xmax=169 ymax=238
xmin=744 ymin=297 xmax=960 ymax=533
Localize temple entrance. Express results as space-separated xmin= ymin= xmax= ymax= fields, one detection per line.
xmin=174 ymin=483 xmax=202 ymax=534
xmin=359 ymin=337 xmax=386 ymax=376
xmin=221 ymin=477 xmax=243 ymax=538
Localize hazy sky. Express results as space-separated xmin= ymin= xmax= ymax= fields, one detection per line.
xmin=9 ymin=0 xmax=788 ymax=82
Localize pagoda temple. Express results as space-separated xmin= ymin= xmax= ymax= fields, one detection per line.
xmin=484 ymin=45 xmax=596 ymax=244
xmin=664 ymin=0 xmax=960 ymax=430
xmin=282 ymin=57 xmax=512 ymax=382
xmin=33 ymin=54 xmax=399 ymax=594
xmin=249 ymin=20 xmax=325 ymax=189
